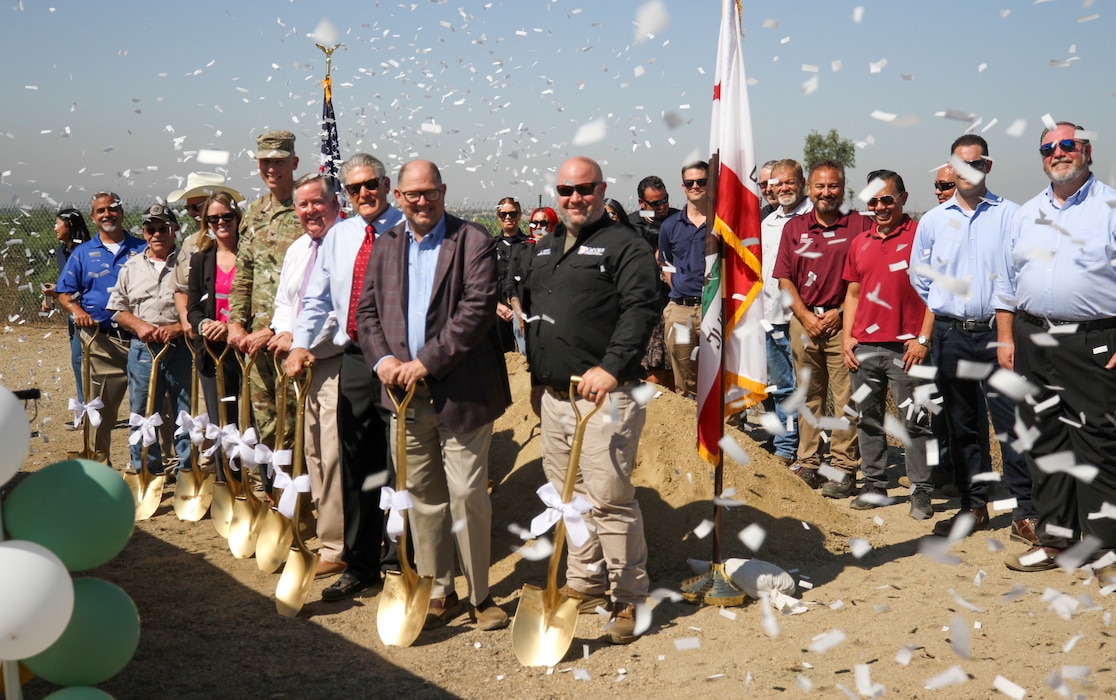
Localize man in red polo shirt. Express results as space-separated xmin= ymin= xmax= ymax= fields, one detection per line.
xmin=772 ymin=160 xmax=869 ymax=495
xmin=841 ymin=170 xmax=935 ymax=518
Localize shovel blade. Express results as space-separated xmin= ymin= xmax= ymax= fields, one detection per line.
xmin=123 ymin=471 xmax=145 ymax=508
xmin=255 ymin=510 xmax=294 ymax=573
xmin=210 ymin=482 xmax=234 ymax=538
xmin=134 ymin=473 xmax=164 ymax=522
xmin=377 ymin=569 xmax=434 ymax=647
xmin=227 ymin=499 xmax=260 ymax=558
xmin=275 ymin=548 xmax=320 ymax=618
xmin=173 ymin=469 xmax=214 ymax=522
xmin=511 ymin=585 xmax=580 ymax=667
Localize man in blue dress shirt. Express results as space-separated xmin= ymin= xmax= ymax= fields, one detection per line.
xmin=995 ymin=121 xmax=1116 ymax=580
xmin=910 ymin=135 xmax=1036 ymax=545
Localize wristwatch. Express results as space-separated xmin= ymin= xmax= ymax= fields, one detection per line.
xmin=916 ymin=335 xmax=930 ymax=347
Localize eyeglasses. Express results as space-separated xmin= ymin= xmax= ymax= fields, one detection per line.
xmin=186 ymin=202 xmax=206 ymax=213
xmin=642 ymin=197 xmax=669 ymax=209
xmin=399 ymin=189 xmax=442 ymax=203
xmin=143 ymin=225 xmax=171 ymax=234
xmin=556 ymin=182 xmax=600 ymax=197
xmin=529 ymin=220 xmax=548 ymax=228
xmin=759 ymin=180 xmax=768 ymax=189
xmin=206 ymin=213 xmax=237 ymax=225
xmin=1038 ymin=139 xmax=1082 ymax=158
xmin=344 ymin=178 xmax=381 ymax=197
xmin=497 ymin=210 xmax=519 ymax=220
xmin=866 ymin=195 xmax=897 ymax=207
xmin=963 ymin=159 xmax=988 ymax=172
xmin=683 ymin=178 xmax=708 ymax=189
xmin=933 ymin=181 xmax=956 ymax=192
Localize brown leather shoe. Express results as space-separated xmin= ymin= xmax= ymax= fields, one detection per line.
xmin=932 ymin=507 xmax=989 ymax=538
xmin=559 ymin=584 xmax=609 ymax=614
xmin=424 ymin=592 xmax=462 ymax=629
xmin=791 ymin=464 xmax=828 ymax=489
xmin=470 ymin=596 xmax=509 ymax=631
xmin=606 ymin=603 xmax=639 ymax=645
xmin=1010 ymin=517 xmax=1040 ymax=546
xmin=1005 ymin=545 xmax=1062 ymax=572
xmin=314 ymin=559 xmax=346 ymax=579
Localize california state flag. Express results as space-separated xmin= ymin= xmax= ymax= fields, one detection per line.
xmin=697 ymin=0 xmax=768 ymax=463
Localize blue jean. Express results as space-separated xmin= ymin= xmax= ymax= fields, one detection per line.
xmin=68 ymin=318 xmax=84 ymax=403
xmin=766 ymin=326 xmax=798 ymax=460
xmin=511 ymin=310 xmax=528 ymax=355
xmin=932 ymin=321 xmax=1034 ymax=518
xmin=128 ymin=340 xmax=193 ymax=475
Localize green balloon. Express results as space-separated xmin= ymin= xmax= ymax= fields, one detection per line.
xmin=24 ymin=578 xmax=139 ymax=686
xmin=3 ymin=459 xmax=134 ymax=571
xmin=44 ymin=688 xmax=115 ymax=700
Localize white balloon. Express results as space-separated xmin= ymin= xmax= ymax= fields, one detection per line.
xmin=0 ymin=387 xmax=32 ymax=486
xmin=0 ymin=540 xmax=74 ymax=659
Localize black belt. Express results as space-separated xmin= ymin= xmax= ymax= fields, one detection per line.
xmin=343 ymin=343 xmax=364 ymax=356
xmin=674 ymin=296 xmax=702 ymax=307
xmin=936 ymin=316 xmax=992 ymax=332
xmin=1020 ymin=312 xmax=1116 ymax=333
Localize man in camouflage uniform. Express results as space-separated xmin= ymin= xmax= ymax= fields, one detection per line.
xmin=226 ymin=131 xmax=301 ymax=472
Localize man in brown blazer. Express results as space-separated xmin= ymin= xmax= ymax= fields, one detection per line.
xmin=355 ymin=159 xmax=512 ymax=632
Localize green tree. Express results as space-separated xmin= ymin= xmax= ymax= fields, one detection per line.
xmin=803 ymin=129 xmax=856 ymax=173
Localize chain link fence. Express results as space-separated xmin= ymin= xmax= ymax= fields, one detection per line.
xmin=0 ymin=199 xmax=539 ymax=321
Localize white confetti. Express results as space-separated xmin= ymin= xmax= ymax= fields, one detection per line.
xmin=809 ymin=629 xmax=847 ymax=653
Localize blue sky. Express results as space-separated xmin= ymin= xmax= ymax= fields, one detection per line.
xmin=2 ymin=0 xmax=1113 ymax=214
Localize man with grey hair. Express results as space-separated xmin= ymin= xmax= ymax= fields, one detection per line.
xmin=286 ymin=153 xmax=404 ymax=600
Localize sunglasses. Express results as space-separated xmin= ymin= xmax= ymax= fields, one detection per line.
xmin=933 ymin=181 xmax=956 ymax=192
xmin=556 ymin=182 xmax=600 ymax=197
xmin=867 ymin=195 xmax=897 ymax=207
xmin=186 ymin=202 xmax=206 ymax=213
xmin=143 ymin=224 xmax=171 ymax=234
xmin=497 ymin=210 xmax=520 ymax=219
xmin=642 ymin=197 xmax=669 ymax=208
xmin=206 ymin=213 xmax=237 ymax=225
xmin=399 ymin=189 xmax=442 ymax=203
xmin=1038 ymin=139 xmax=1082 ymax=158
xmin=529 ymin=220 xmax=548 ymax=228
xmin=683 ymin=178 xmax=708 ymax=189
xmin=962 ymin=159 xmax=988 ymax=172
xmin=344 ymin=178 xmax=381 ymax=196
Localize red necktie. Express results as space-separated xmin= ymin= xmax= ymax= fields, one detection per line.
xmin=346 ymin=224 xmax=375 ymax=343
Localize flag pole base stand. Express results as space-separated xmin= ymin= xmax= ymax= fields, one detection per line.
xmin=680 ymin=562 xmax=746 ymax=607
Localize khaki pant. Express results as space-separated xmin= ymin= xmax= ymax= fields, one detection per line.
xmin=391 ymin=386 xmax=494 ymax=604
xmin=304 ymin=354 xmax=344 ymax=563
xmin=663 ymin=301 xmax=701 ymax=399
xmin=788 ymin=317 xmax=859 ymax=471
xmin=82 ymin=329 xmax=130 ymax=463
xmin=540 ymin=386 xmax=649 ymax=605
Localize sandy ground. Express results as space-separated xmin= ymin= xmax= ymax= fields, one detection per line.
xmin=2 ymin=325 xmax=1114 ymax=699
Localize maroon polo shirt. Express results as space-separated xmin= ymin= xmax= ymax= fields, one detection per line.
xmin=842 ymin=215 xmax=927 ymax=343
xmin=772 ymin=209 xmax=870 ymax=308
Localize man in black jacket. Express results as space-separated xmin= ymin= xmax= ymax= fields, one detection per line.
xmin=522 ymin=156 xmax=661 ymax=645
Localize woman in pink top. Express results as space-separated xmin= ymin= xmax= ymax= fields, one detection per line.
xmin=187 ymin=192 xmax=243 ymax=430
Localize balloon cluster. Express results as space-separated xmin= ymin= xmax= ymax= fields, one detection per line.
xmin=0 ymin=387 xmax=140 ymax=699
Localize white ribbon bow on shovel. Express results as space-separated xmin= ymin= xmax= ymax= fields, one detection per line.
xmin=203 ymin=422 xmax=225 ymax=459
xmin=529 ymin=482 xmax=593 ymax=548
xmin=68 ymin=397 xmax=104 ymax=429
xmin=218 ymin=425 xmax=258 ymax=469
xmin=128 ymin=412 xmax=163 ymax=447
xmin=378 ymin=487 xmax=415 ymax=542
xmin=174 ymin=410 xmax=211 ymax=445
xmin=271 ymin=464 xmax=311 ymax=520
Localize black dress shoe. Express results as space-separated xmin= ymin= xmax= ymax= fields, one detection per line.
xmin=321 ymin=571 xmax=377 ymax=602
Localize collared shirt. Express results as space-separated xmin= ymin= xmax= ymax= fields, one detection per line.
xmin=406 ymin=216 xmax=448 ymax=357
xmin=172 ymin=230 xmax=205 ymax=292
xmin=761 ymin=197 xmax=813 ymax=324
xmin=293 ymin=207 xmax=404 ymax=350
xmin=772 ymin=209 xmax=869 ymax=308
xmin=657 ymin=208 xmax=706 ymax=298
xmin=227 ymin=191 xmax=303 ymax=330
xmin=273 ymin=232 xmax=343 ymax=358
xmin=106 ymin=247 xmax=181 ymax=326
xmin=55 ymin=233 xmax=146 ymax=326
xmin=843 ymin=216 xmax=926 ymax=342
xmin=996 ymin=174 xmax=1116 ymax=320
xmin=910 ymin=190 xmax=1019 ymax=320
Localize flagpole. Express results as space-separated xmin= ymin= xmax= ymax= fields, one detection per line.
xmin=680 ymin=149 xmax=745 ymax=608
xmin=316 ymin=42 xmax=343 ymax=197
